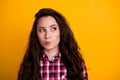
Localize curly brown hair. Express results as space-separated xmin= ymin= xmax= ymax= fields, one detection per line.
xmin=18 ymin=8 xmax=86 ymax=80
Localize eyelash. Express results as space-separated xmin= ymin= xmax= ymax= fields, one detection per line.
xmin=51 ymin=27 xmax=57 ymax=31
xmin=38 ymin=27 xmax=57 ymax=33
xmin=39 ymin=29 xmax=45 ymax=32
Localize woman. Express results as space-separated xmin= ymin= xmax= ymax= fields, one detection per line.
xmin=18 ymin=8 xmax=88 ymax=80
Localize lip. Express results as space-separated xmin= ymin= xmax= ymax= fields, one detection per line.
xmin=44 ymin=41 xmax=51 ymax=45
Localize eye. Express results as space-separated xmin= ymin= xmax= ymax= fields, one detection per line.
xmin=51 ymin=27 xmax=57 ymax=31
xmin=38 ymin=28 xmax=45 ymax=33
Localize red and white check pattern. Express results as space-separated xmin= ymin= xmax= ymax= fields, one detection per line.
xmin=40 ymin=53 xmax=67 ymax=80
xmin=40 ymin=52 xmax=88 ymax=80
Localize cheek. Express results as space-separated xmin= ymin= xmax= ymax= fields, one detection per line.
xmin=37 ymin=33 xmax=44 ymax=42
xmin=55 ymin=32 xmax=60 ymax=42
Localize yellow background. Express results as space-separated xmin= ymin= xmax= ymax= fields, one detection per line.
xmin=0 ymin=0 xmax=120 ymax=80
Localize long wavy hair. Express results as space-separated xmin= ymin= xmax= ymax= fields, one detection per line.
xmin=18 ymin=8 xmax=85 ymax=80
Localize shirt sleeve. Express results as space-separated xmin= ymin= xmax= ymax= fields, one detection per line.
xmin=82 ymin=61 xmax=88 ymax=80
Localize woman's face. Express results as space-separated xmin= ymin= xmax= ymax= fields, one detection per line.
xmin=37 ymin=16 xmax=60 ymax=51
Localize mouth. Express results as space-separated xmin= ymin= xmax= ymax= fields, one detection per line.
xmin=44 ymin=41 xmax=51 ymax=45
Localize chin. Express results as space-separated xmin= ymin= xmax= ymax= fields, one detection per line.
xmin=44 ymin=46 xmax=53 ymax=50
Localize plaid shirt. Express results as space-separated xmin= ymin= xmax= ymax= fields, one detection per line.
xmin=40 ymin=52 xmax=88 ymax=80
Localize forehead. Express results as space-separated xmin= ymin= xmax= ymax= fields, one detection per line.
xmin=37 ymin=16 xmax=58 ymax=26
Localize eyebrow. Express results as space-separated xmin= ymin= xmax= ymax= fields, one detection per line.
xmin=49 ymin=24 xmax=58 ymax=27
xmin=38 ymin=24 xmax=58 ymax=28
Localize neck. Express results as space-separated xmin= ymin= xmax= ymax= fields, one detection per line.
xmin=44 ymin=48 xmax=59 ymax=60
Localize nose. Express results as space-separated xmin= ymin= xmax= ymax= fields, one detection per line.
xmin=45 ymin=31 xmax=51 ymax=39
